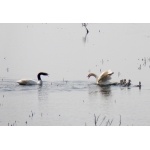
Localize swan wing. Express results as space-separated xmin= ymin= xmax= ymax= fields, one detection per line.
xmin=98 ymin=70 xmax=114 ymax=82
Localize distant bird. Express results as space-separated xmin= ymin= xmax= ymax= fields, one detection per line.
xmin=17 ymin=72 xmax=48 ymax=85
xmin=82 ymin=23 xmax=89 ymax=34
xmin=87 ymin=70 xmax=116 ymax=86
xmin=134 ymin=81 xmax=141 ymax=88
xmin=122 ymin=79 xmax=132 ymax=87
xmin=82 ymin=23 xmax=88 ymax=27
xmin=122 ymin=79 xmax=126 ymax=85
xmin=120 ymin=79 xmax=123 ymax=85
xmin=82 ymin=23 xmax=89 ymax=43
xmin=126 ymin=79 xmax=131 ymax=87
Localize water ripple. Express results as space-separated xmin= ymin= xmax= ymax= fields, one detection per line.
xmin=0 ymin=80 xmax=90 ymax=93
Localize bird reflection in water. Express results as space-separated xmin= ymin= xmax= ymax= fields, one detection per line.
xmin=88 ymin=84 xmax=112 ymax=97
xmin=82 ymin=32 xmax=88 ymax=43
xmin=99 ymin=85 xmax=111 ymax=97
xmin=38 ymin=84 xmax=49 ymax=101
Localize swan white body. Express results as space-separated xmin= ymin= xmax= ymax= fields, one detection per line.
xmin=17 ymin=72 xmax=48 ymax=85
xmin=17 ymin=79 xmax=42 ymax=85
xmin=88 ymin=70 xmax=116 ymax=86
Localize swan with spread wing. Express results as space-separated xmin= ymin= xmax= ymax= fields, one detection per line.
xmin=87 ymin=70 xmax=117 ymax=86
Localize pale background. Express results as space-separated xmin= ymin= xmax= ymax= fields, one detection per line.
xmin=1 ymin=0 xmax=150 ymax=150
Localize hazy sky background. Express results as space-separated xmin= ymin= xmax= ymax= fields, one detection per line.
xmin=1 ymin=23 xmax=150 ymax=83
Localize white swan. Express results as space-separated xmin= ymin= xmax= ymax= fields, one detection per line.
xmin=87 ymin=70 xmax=116 ymax=86
xmin=17 ymin=72 xmax=49 ymax=85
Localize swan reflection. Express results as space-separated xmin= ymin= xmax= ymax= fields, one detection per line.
xmin=99 ymin=86 xmax=111 ymax=96
xmin=38 ymin=83 xmax=49 ymax=101
xmin=88 ymin=83 xmax=112 ymax=98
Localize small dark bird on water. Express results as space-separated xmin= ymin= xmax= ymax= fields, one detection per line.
xmin=82 ymin=23 xmax=89 ymax=34
xmin=120 ymin=79 xmax=123 ymax=85
xmin=134 ymin=81 xmax=141 ymax=89
xmin=126 ymin=79 xmax=131 ymax=87
xmin=122 ymin=79 xmax=126 ymax=86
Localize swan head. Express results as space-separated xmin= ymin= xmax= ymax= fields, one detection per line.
xmin=87 ymin=73 xmax=91 ymax=79
xmin=37 ymin=72 xmax=49 ymax=80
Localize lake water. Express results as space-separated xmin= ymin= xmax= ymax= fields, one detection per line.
xmin=0 ymin=23 xmax=150 ymax=126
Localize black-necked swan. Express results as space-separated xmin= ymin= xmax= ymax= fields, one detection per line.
xmin=87 ymin=70 xmax=116 ymax=86
xmin=17 ymin=72 xmax=49 ymax=85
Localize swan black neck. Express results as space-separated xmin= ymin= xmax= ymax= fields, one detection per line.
xmin=37 ymin=72 xmax=48 ymax=80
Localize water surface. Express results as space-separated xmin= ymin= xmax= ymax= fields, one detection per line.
xmin=0 ymin=79 xmax=149 ymax=126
